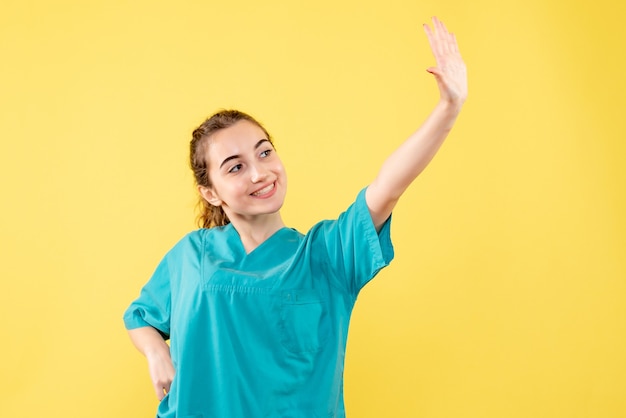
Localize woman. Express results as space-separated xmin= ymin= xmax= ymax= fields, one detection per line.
xmin=124 ymin=16 xmax=467 ymax=418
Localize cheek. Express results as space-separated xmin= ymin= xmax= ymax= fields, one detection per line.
xmin=216 ymin=178 xmax=244 ymax=196
xmin=274 ymin=159 xmax=287 ymax=177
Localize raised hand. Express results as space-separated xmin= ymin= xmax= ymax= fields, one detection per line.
xmin=365 ymin=17 xmax=468 ymax=229
xmin=423 ymin=17 xmax=468 ymax=106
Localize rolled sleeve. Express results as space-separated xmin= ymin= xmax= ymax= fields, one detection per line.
xmin=123 ymin=255 xmax=172 ymax=339
xmin=315 ymin=187 xmax=394 ymax=295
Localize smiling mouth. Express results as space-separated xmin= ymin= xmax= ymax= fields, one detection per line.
xmin=251 ymin=182 xmax=275 ymax=196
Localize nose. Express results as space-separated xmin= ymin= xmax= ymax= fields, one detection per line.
xmin=249 ymin=162 xmax=269 ymax=183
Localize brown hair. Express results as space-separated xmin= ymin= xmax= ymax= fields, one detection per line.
xmin=190 ymin=109 xmax=273 ymax=228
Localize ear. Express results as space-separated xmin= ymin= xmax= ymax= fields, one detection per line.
xmin=198 ymin=185 xmax=222 ymax=207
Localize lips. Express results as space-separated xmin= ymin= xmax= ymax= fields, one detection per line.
xmin=251 ymin=182 xmax=275 ymax=197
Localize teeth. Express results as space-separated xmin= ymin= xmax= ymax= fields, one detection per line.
xmin=252 ymin=183 xmax=274 ymax=196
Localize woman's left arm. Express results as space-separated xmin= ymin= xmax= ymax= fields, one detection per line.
xmin=366 ymin=16 xmax=468 ymax=230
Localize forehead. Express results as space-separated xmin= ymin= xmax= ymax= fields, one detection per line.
xmin=207 ymin=120 xmax=267 ymax=155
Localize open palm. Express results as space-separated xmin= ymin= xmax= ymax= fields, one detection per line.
xmin=423 ymin=17 xmax=468 ymax=105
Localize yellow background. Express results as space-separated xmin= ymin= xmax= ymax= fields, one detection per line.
xmin=1 ymin=0 xmax=625 ymax=416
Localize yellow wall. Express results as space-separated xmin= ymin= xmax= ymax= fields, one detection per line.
xmin=1 ymin=0 xmax=624 ymax=416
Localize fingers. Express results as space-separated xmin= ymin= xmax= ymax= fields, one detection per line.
xmin=153 ymin=378 xmax=172 ymax=400
xmin=423 ymin=23 xmax=436 ymax=59
xmin=154 ymin=385 xmax=166 ymax=401
xmin=450 ymin=33 xmax=459 ymax=54
xmin=434 ymin=17 xmax=450 ymax=55
xmin=423 ymin=16 xmax=459 ymax=59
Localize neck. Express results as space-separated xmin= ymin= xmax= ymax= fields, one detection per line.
xmin=227 ymin=212 xmax=286 ymax=254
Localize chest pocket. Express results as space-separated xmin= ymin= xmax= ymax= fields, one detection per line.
xmin=279 ymin=289 xmax=330 ymax=354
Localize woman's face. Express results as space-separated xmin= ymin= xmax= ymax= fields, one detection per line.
xmin=200 ymin=120 xmax=287 ymax=223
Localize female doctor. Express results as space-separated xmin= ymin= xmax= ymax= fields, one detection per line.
xmin=124 ymin=16 xmax=467 ymax=418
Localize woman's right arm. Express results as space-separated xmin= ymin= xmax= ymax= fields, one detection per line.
xmin=128 ymin=326 xmax=175 ymax=400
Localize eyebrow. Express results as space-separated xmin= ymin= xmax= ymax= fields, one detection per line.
xmin=219 ymin=139 xmax=270 ymax=169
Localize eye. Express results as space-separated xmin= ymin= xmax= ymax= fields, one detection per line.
xmin=260 ymin=149 xmax=273 ymax=158
xmin=228 ymin=163 xmax=242 ymax=173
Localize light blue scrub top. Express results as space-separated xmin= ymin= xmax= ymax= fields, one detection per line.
xmin=124 ymin=188 xmax=394 ymax=418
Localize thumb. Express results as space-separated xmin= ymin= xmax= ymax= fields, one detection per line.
xmin=426 ymin=66 xmax=443 ymax=78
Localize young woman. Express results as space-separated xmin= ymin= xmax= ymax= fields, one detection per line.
xmin=124 ymin=16 xmax=467 ymax=418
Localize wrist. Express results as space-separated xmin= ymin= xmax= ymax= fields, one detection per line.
xmin=435 ymin=98 xmax=464 ymax=117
